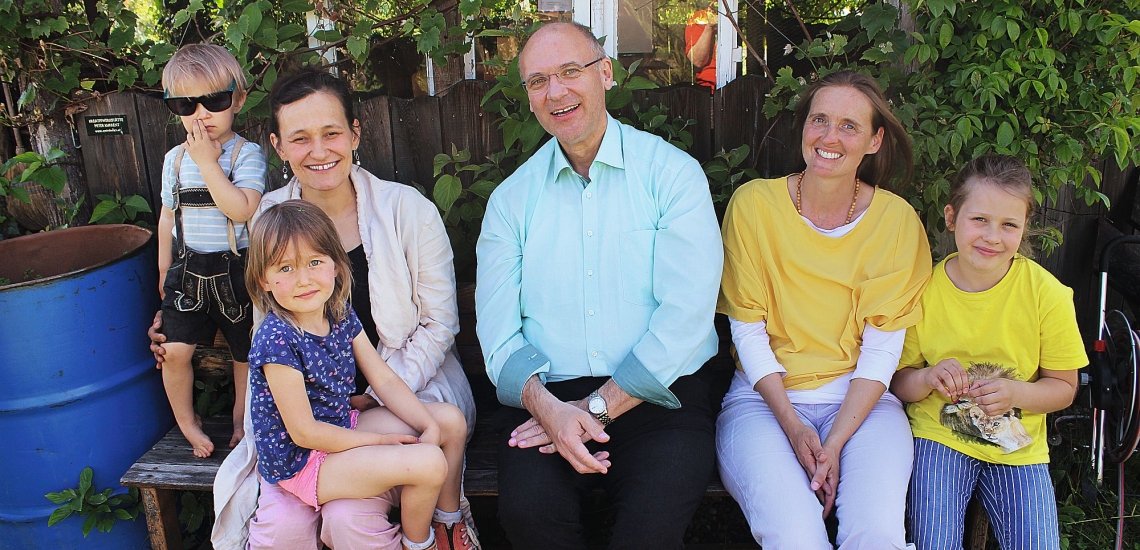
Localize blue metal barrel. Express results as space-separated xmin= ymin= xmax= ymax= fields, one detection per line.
xmin=0 ymin=225 xmax=173 ymax=548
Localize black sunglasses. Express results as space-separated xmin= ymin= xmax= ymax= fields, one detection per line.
xmin=164 ymin=81 xmax=237 ymax=116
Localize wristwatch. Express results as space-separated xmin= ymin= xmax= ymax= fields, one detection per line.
xmin=587 ymin=391 xmax=613 ymax=426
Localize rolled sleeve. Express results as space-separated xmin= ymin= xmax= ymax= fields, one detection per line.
xmin=496 ymin=345 xmax=551 ymax=409
xmin=852 ymin=324 xmax=905 ymax=387
xmin=613 ymin=352 xmax=680 ymax=409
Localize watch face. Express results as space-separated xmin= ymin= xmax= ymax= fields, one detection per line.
xmin=588 ymin=395 xmax=605 ymax=415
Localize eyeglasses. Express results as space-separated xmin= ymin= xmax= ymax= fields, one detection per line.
xmin=164 ymin=81 xmax=237 ymax=116
xmin=523 ymin=57 xmax=606 ymax=93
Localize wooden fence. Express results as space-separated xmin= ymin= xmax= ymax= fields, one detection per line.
xmin=69 ymin=75 xmax=1137 ymax=337
xmin=72 ymin=75 xmax=802 ymax=219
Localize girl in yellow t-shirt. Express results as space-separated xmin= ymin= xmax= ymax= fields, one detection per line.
xmin=891 ymin=155 xmax=1087 ymax=550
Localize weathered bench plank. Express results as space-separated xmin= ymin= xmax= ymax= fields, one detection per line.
xmin=122 ymin=416 xmax=235 ymax=550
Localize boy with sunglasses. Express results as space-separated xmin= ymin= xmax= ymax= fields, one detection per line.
xmin=158 ymin=43 xmax=266 ymax=457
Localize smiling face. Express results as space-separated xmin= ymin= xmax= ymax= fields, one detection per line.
xmin=261 ymin=238 xmax=339 ymax=330
xmin=270 ymin=91 xmax=361 ymax=193
xmin=520 ymin=24 xmax=613 ymax=155
xmin=171 ymin=80 xmax=243 ymax=143
xmin=946 ymin=179 xmax=1029 ymax=287
xmin=800 ymin=85 xmax=883 ymax=181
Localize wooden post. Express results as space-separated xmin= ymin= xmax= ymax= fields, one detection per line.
xmin=427 ymin=0 xmax=466 ymax=94
xmin=140 ymin=487 xmax=182 ymax=550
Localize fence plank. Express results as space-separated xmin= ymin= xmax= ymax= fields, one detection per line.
xmin=389 ymin=95 xmax=443 ymax=190
xmin=358 ymin=95 xmax=397 ymax=181
xmin=78 ymin=93 xmax=156 ymax=223
xmin=438 ymin=80 xmax=501 ymax=182
xmin=134 ymin=93 xmax=175 ymax=215
xmin=713 ymin=75 xmax=794 ymax=178
xmin=632 ymin=85 xmax=713 ymax=164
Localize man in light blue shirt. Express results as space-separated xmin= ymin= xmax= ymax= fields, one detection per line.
xmin=475 ymin=21 xmax=722 ymax=549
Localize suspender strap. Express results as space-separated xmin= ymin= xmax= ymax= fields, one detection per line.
xmin=172 ymin=137 xmax=248 ymax=255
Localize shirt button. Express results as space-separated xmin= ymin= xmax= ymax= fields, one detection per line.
xmin=592 ymin=351 xmax=598 ymax=357
xmin=588 ymin=309 xmax=595 ymax=316
xmin=587 ymin=230 xmax=593 ymax=237
xmin=587 ymin=270 xmax=593 ymax=276
xmin=586 ymin=192 xmax=592 ymax=198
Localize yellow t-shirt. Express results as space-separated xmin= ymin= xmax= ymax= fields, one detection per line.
xmin=899 ymin=254 xmax=1088 ymax=465
xmin=718 ymin=177 xmax=932 ymax=390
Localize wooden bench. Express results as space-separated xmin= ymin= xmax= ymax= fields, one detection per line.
xmin=121 ymin=284 xmax=986 ymax=549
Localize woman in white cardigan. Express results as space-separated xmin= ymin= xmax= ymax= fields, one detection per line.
xmin=148 ymin=68 xmax=476 ymax=550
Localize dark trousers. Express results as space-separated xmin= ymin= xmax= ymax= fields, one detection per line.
xmin=493 ymin=371 xmax=717 ymax=550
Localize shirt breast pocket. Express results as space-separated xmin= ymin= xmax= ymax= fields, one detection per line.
xmin=620 ymin=229 xmax=657 ymax=306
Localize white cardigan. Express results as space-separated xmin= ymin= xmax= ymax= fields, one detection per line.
xmin=211 ymin=166 xmax=476 ymax=550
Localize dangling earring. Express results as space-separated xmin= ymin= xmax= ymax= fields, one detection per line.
xmin=282 ymin=161 xmax=291 ymax=180
xmin=352 ymin=149 xmax=361 ymax=166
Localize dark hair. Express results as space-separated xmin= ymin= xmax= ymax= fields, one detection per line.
xmin=792 ymin=71 xmax=914 ymax=189
xmin=948 ymin=154 xmax=1037 ymax=256
xmin=246 ymin=199 xmax=353 ymax=327
xmin=268 ymin=67 xmax=356 ymax=138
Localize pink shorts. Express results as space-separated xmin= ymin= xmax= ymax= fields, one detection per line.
xmin=277 ymin=409 xmax=360 ymax=511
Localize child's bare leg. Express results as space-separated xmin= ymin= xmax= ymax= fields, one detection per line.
xmin=317 ymin=443 xmax=447 ymax=544
xmin=230 ymin=361 xmax=248 ymax=447
xmin=161 ymin=342 xmax=213 ymax=457
xmin=355 ymin=404 xmax=466 ymax=511
xmin=424 ymin=402 xmax=467 ymax=512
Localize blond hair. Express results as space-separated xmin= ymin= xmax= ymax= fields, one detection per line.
xmin=245 ymin=200 xmax=352 ymax=327
xmin=162 ymin=43 xmax=248 ymax=99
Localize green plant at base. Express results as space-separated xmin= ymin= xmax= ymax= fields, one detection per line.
xmin=44 ymin=467 xmax=142 ymax=537
xmin=89 ymin=191 xmax=154 ymax=227
xmin=195 ymin=375 xmax=236 ymax=418
xmin=179 ymin=490 xmax=213 ymax=549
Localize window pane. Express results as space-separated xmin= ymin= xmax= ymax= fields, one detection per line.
xmin=616 ymin=0 xmax=716 ymax=90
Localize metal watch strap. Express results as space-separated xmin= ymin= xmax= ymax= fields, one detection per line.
xmin=589 ymin=391 xmax=613 ymax=426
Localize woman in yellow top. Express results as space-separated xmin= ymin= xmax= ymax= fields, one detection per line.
xmin=891 ymin=155 xmax=1085 ymax=550
xmin=716 ymin=70 xmax=932 ymax=549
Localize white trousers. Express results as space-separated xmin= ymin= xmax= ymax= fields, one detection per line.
xmin=716 ymin=379 xmax=915 ymax=550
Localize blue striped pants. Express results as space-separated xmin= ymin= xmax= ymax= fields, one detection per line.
xmin=907 ymin=438 xmax=1060 ymax=550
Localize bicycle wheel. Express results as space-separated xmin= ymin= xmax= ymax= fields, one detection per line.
xmin=1104 ymin=310 xmax=1140 ymax=464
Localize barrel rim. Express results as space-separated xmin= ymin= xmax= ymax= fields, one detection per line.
xmin=0 ymin=224 xmax=154 ymax=291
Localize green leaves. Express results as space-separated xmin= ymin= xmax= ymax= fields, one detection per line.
xmin=44 ymin=467 xmax=140 ymax=537
xmin=89 ymin=193 xmax=153 ymax=225
xmin=0 ymin=148 xmax=68 ymax=208
xmin=434 ymin=174 xmax=462 ymax=211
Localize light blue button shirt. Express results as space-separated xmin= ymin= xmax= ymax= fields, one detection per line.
xmin=475 ymin=116 xmax=722 ymax=410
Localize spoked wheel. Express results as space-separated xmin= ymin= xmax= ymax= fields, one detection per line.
xmin=1102 ymin=310 xmax=1140 ymax=464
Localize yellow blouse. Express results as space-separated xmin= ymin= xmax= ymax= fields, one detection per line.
xmin=718 ymin=177 xmax=932 ymax=390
